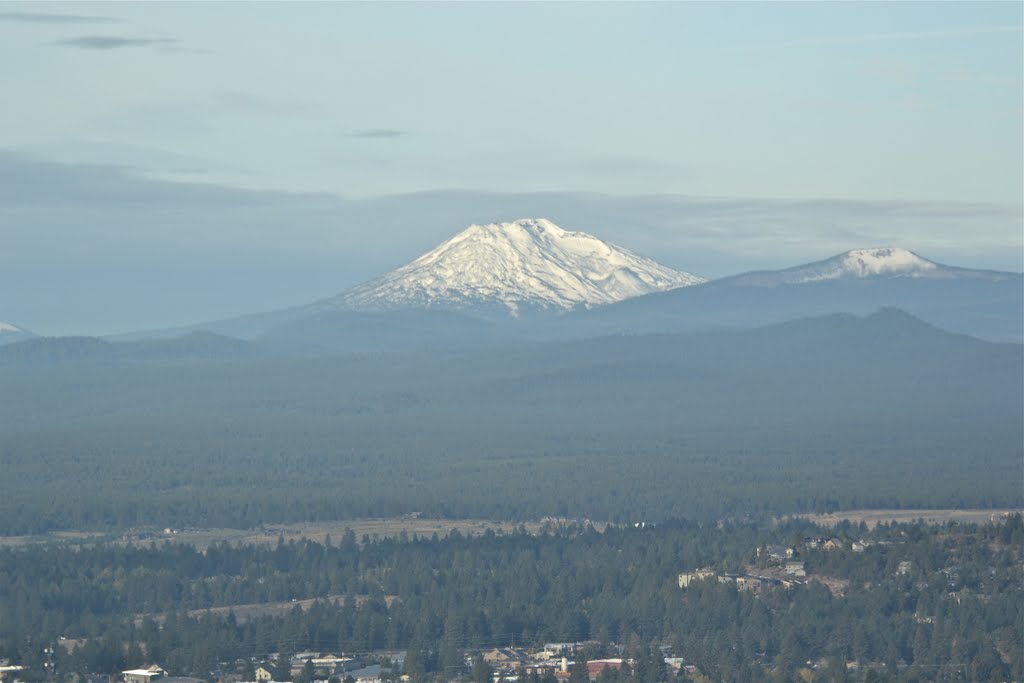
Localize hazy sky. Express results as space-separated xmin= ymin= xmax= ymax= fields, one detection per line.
xmin=1 ymin=2 xmax=1021 ymax=334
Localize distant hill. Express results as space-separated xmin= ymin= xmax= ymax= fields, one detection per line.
xmin=0 ymin=308 xmax=1019 ymax=534
xmin=260 ymin=308 xmax=517 ymax=352
xmin=0 ymin=330 xmax=255 ymax=364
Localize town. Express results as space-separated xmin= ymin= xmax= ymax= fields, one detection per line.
xmin=1 ymin=516 xmax=1020 ymax=683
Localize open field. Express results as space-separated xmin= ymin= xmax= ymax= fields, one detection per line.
xmin=790 ymin=508 xmax=1021 ymax=529
xmin=0 ymin=517 xmax=571 ymax=548
xmin=161 ymin=518 xmax=553 ymax=548
xmin=133 ymin=594 xmax=403 ymax=627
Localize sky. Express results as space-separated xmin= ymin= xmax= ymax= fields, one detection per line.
xmin=0 ymin=1 xmax=1021 ymax=335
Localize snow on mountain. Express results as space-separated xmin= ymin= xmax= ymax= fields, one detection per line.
xmin=321 ymin=218 xmax=705 ymax=315
xmin=781 ymin=248 xmax=937 ymax=282
xmin=723 ymin=247 xmax=1014 ymax=286
xmin=0 ymin=321 xmax=35 ymax=346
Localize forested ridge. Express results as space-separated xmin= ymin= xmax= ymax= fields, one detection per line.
xmin=1 ymin=518 xmax=1020 ymax=682
xmin=1 ymin=312 xmax=1020 ymax=534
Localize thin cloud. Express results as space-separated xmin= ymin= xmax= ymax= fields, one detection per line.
xmin=213 ymin=91 xmax=315 ymax=116
xmin=52 ymin=36 xmax=177 ymax=50
xmin=0 ymin=11 xmax=116 ymax=23
xmin=346 ymin=129 xmax=408 ymax=139
xmin=735 ymin=24 xmax=1023 ymax=50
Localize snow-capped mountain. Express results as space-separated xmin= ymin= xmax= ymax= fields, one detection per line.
xmin=0 ymin=321 xmax=35 ymax=345
xmin=723 ymin=247 xmax=1013 ymax=287
xmin=320 ymin=218 xmax=704 ymax=315
xmin=565 ymin=246 xmax=1022 ymax=343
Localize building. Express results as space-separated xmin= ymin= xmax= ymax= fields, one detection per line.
xmin=482 ymin=648 xmax=528 ymax=666
xmin=735 ymin=576 xmax=762 ymax=592
xmin=678 ymin=569 xmax=715 ymax=588
xmin=254 ymin=667 xmax=283 ymax=683
xmin=342 ymin=666 xmax=382 ymax=683
xmin=123 ymin=667 xmax=165 ymax=683
xmin=0 ymin=666 xmax=27 ymax=682
xmin=760 ymin=545 xmax=794 ymax=561
xmin=784 ymin=561 xmax=806 ymax=577
xmin=585 ymin=660 xmax=623 ymax=679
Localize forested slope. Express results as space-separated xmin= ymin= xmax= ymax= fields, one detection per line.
xmin=0 ymin=311 xmax=1019 ymax=533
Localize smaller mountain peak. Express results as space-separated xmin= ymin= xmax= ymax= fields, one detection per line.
xmin=835 ymin=247 xmax=936 ymax=277
xmin=766 ymin=247 xmax=939 ymax=284
xmin=0 ymin=321 xmax=23 ymax=333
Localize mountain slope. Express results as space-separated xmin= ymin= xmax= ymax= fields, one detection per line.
xmin=558 ymin=249 xmax=1023 ymax=342
xmin=318 ymin=218 xmax=704 ymax=316
xmin=723 ymin=247 xmax=1016 ymax=286
xmin=0 ymin=321 xmax=35 ymax=346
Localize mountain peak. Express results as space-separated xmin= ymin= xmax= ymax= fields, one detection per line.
xmin=322 ymin=218 xmax=705 ymax=315
xmin=829 ymin=247 xmax=937 ymax=279
xmin=726 ymin=247 xmax=943 ymax=286
xmin=0 ymin=321 xmax=38 ymax=347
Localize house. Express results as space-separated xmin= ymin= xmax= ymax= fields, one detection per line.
xmin=482 ymin=648 xmax=528 ymax=666
xmin=543 ymin=644 xmax=576 ymax=656
xmin=735 ymin=576 xmax=762 ymax=592
xmin=784 ymin=561 xmax=806 ymax=577
xmin=123 ymin=667 xmax=166 ymax=683
xmin=804 ymin=537 xmax=835 ymax=549
xmin=585 ymin=660 xmax=623 ymax=679
xmin=678 ymin=569 xmax=715 ymax=588
xmin=760 ymin=545 xmax=794 ymax=561
xmin=663 ymin=658 xmax=685 ymax=674
xmin=851 ymin=541 xmax=871 ymax=553
xmin=254 ymin=667 xmax=282 ymax=683
xmin=342 ymin=666 xmax=382 ymax=683
xmin=896 ymin=561 xmax=913 ymax=576
xmin=310 ymin=656 xmax=358 ymax=677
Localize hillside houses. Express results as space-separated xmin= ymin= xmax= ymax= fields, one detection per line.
xmin=804 ymin=537 xmax=841 ymax=550
xmin=758 ymin=544 xmax=794 ymax=561
xmin=677 ymin=569 xmax=715 ymax=588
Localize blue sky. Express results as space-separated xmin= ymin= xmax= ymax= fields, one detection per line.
xmin=0 ymin=2 xmax=1021 ymax=334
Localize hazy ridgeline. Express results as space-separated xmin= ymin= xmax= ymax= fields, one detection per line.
xmin=1 ymin=310 xmax=1020 ymax=535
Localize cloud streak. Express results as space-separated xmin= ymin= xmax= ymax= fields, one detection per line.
xmin=735 ymin=24 xmax=1023 ymax=50
xmin=346 ymin=129 xmax=408 ymax=139
xmin=52 ymin=36 xmax=177 ymax=50
xmin=0 ymin=11 xmax=116 ymax=23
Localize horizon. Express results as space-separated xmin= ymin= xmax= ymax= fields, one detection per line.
xmin=3 ymin=202 xmax=1023 ymax=337
xmin=1 ymin=2 xmax=1021 ymax=335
